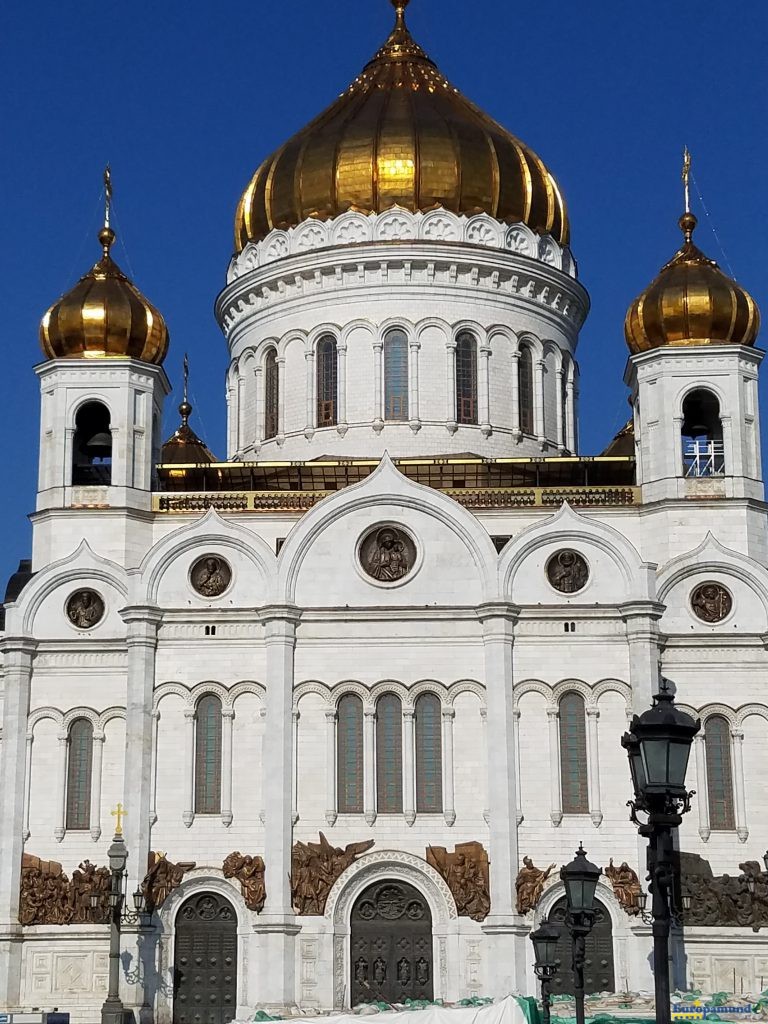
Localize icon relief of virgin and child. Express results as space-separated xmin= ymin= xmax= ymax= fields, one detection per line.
xmin=366 ymin=528 xmax=410 ymax=582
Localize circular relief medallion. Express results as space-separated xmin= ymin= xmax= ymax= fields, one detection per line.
xmin=546 ymin=549 xmax=589 ymax=594
xmin=691 ymin=582 xmax=732 ymax=623
xmin=190 ymin=555 xmax=232 ymax=597
xmin=359 ymin=526 xmax=416 ymax=584
xmin=65 ymin=589 xmax=105 ymax=629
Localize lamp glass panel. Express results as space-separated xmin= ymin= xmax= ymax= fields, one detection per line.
xmin=668 ymin=741 xmax=691 ymax=789
xmin=640 ymin=738 xmax=669 ymax=786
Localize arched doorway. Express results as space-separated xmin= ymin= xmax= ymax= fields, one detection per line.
xmin=173 ymin=892 xmax=237 ymax=1024
xmin=350 ymin=880 xmax=433 ymax=1004
xmin=547 ymin=897 xmax=615 ymax=994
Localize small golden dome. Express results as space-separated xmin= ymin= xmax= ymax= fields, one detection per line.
xmin=40 ymin=225 xmax=169 ymax=364
xmin=625 ymin=213 xmax=760 ymax=354
xmin=235 ymin=1 xmax=568 ymax=250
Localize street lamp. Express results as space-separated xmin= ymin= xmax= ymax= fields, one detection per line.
xmin=560 ymin=845 xmax=601 ymax=1024
xmin=529 ymin=921 xmax=561 ymax=1024
xmin=92 ymin=828 xmax=151 ymax=1024
xmin=622 ymin=683 xmax=700 ymax=1024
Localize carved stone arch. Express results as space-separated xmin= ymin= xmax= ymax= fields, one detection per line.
xmin=97 ymin=706 xmax=126 ymax=730
xmin=736 ymin=704 xmax=768 ymax=728
xmin=552 ymin=679 xmax=593 ymax=707
xmin=277 ymin=329 xmax=306 ymax=360
xmin=228 ymin=681 xmax=266 ymax=708
xmin=675 ymin=379 xmax=728 ymax=419
xmin=62 ymin=706 xmax=101 ymax=730
xmin=447 ymin=679 xmax=487 ymax=708
xmin=189 ymin=681 xmax=230 ymax=708
xmin=371 ymin=680 xmax=410 ymax=706
xmin=377 ymin=317 xmax=416 ymax=346
xmin=465 ymin=212 xmax=503 ymax=248
xmin=329 ymin=680 xmax=373 ymax=711
xmin=293 ymin=680 xmax=333 ymax=709
xmin=409 ymin=680 xmax=450 ymax=706
xmin=330 ymin=210 xmax=372 ymax=246
xmin=278 ymin=453 xmax=497 ymax=604
xmin=516 ymin=331 xmax=544 ymax=360
xmin=657 ymin=534 xmax=768 ymax=616
xmin=69 ymin=392 xmax=116 ymax=429
xmin=308 ymin=323 xmax=343 ymax=353
xmin=486 ymin=324 xmax=517 ymax=349
xmin=12 ymin=540 xmax=128 ymax=636
xmin=340 ymin=319 xmax=376 ymax=347
xmin=415 ymin=317 xmax=451 ymax=345
xmin=451 ymin=320 xmax=485 ymax=346
xmin=257 ymin=337 xmax=279 ymax=367
xmin=154 ymin=682 xmax=193 ymax=711
xmin=374 ymin=207 xmax=418 ymax=242
xmin=505 ymin=221 xmax=537 ymax=257
xmin=28 ymin=706 xmax=64 ymax=732
xmin=294 ymin=218 xmax=330 ymax=253
xmin=262 ymin=229 xmax=290 ymax=264
xmin=419 ymin=208 xmax=461 ymax=243
xmin=593 ymin=679 xmax=632 ymax=710
xmin=699 ymin=703 xmax=738 ymax=728
xmin=513 ymin=680 xmax=555 ymax=709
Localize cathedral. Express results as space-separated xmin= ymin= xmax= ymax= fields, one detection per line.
xmin=1 ymin=1 xmax=767 ymax=1021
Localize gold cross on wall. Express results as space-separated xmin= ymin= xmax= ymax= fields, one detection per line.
xmin=111 ymin=803 xmax=126 ymax=836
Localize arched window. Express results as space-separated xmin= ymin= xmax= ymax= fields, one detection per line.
xmin=66 ymin=718 xmax=93 ymax=830
xmin=519 ymin=346 xmax=534 ymax=435
xmin=705 ymin=715 xmax=735 ymax=830
xmin=316 ymin=335 xmax=338 ymax=427
xmin=415 ymin=693 xmax=442 ymax=813
xmin=455 ymin=332 xmax=478 ymax=425
xmin=337 ymin=694 xmax=364 ymax=813
xmin=559 ymin=693 xmax=588 ymax=814
xmin=384 ymin=329 xmax=409 ymax=421
xmin=72 ymin=401 xmax=112 ymax=485
xmin=195 ymin=694 xmax=222 ymax=815
xmin=376 ymin=693 xmax=402 ymax=813
xmin=264 ymin=348 xmax=279 ymax=440
xmin=682 ymin=389 xmax=724 ymax=477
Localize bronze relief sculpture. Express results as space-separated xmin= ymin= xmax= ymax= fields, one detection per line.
xmin=546 ymin=550 xmax=589 ymax=594
xmin=690 ymin=582 xmax=732 ymax=622
xmin=65 ymin=589 xmax=105 ymax=629
xmin=190 ymin=555 xmax=232 ymax=597
xmin=515 ymin=856 xmax=556 ymax=915
xmin=604 ymin=858 xmax=642 ymax=916
xmin=291 ymin=832 xmax=375 ymax=915
xmin=360 ymin=526 xmax=416 ymax=583
xmin=427 ymin=842 xmax=490 ymax=921
xmin=223 ymin=852 xmax=266 ymax=912
xmin=19 ymin=854 xmax=110 ymax=925
xmin=141 ymin=851 xmax=196 ymax=912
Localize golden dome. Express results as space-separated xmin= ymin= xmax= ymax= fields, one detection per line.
xmin=235 ymin=0 xmax=568 ymax=250
xmin=40 ymin=225 xmax=169 ymax=364
xmin=625 ymin=212 xmax=760 ymax=354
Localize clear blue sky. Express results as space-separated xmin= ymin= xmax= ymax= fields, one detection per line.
xmin=2 ymin=0 xmax=766 ymax=586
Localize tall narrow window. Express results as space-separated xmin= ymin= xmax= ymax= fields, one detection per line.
xmin=376 ymin=693 xmax=403 ymax=813
xmin=384 ymin=329 xmax=409 ymax=421
xmin=519 ymin=346 xmax=534 ymax=435
xmin=455 ymin=332 xmax=478 ymax=425
xmin=66 ymin=718 xmax=93 ymax=830
xmin=682 ymin=388 xmax=724 ymax=477
xmin=264 ymin=348 xmax=279 ymax=440
xmin=415 ymin=693 xmax=443 ymax=813
xmin=559 ymin=693 xmax=588 ymax=814
xmin=337 ymin=694 xmax=364 ymax=813
xmin=195 ymin=694 xmax=222 ymax=815
xmin=705 ymin=715 xmax=735 ymax=830
xmin=316 ymin=335 xmax=338 ymax=427
xmin=72 ymin=401 xmax=112 ymax=485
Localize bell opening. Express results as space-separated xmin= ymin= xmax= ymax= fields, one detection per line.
xmin=73 ymin=401 xmax=112 ymax=485
xmin=681 ymin=388 xmax=724 ymax=478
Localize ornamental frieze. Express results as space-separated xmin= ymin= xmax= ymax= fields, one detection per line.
xmin=141 ymin=851 xmax=196 ymax=912
xmin=292 ymin=833 xmax=375 ymax=916
xmin=19 ymin=853 xmax=110 ymax=925
xmin=678 ymin=852 xmax=768 ymax=930
xmin=427 ymin=842 xmax=490 ymax=922
xmin=223 ymin=852 xmax=266 ymax=912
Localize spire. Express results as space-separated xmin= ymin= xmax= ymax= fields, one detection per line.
xmin=99 ymin=165 xmax=116 ymax=259
xmin=372 ymin=0 xmax=430 ymax=65
xmin=682 ymin=146 xmax=691 ymax=214
xmin=391 ymin=0 xmax=410 ymax=29
xmin=179 ymin=352 xmax=192 ymax=427
xmin=161 ymin=353 xmax=216 ymax=465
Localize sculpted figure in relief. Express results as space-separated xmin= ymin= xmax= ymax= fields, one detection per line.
xmin=66 ymin=590 xmax=105 ymax=629
xmin=223 ymin=852 xmax=266 ymax=912
xmin=190 ymin=556 xmax=231 ymax=597
xmin=141 ymin=851 xmax=196 ymax=912
xmin=546 ymin=550 xmax=589 ymax=594
xmin=367 ymin=528 xmax=410 ymax=582
xmin=691 ymin=582 xmax=732 ymax=623
xmin=427 ymin=842 xmax=491 ymax=922
xmin=291 ymin=832 xmax=375 ymax=916
xmin=604 ymin=859 xmax=642 ymax=916
xmin=515 ymin=856 xmax=556 ymax=915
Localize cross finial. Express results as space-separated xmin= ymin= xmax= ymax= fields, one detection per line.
xmin=104 ymin=165 xmax=113 ymax=229
xmin=183 ymin=353 xmax=189 ymax=404
xmin=682 ymin=146 xmax=691 ymax=215
xmin=390 ymin=0 xmax=410 ymax=27
xmin=179 ymin=353 xmax=192 ymax=427
xmin=111 ymin=802 xmax=126 ymax=836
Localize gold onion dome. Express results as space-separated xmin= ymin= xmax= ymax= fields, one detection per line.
xmin=625 ymin=212 xmax=760 ymax=354
xmin=235 ymin=0 xmax=568 ymax=250
xmin=40 ymin=225 xmax=169 ymax=364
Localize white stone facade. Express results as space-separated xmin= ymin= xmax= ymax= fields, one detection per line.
xmin=1 ymin=211 xmax=768 ymax=1024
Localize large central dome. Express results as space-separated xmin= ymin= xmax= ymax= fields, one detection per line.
xmin=235 ymin=0 xmax=569 ymax=250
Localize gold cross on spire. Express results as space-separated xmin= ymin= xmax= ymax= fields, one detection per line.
xmin=111 ymin=802 xmax=126 ymax=836
xmin=104 ymin=165 xmax=113 ymax=229
xmin=390 ymin=0 xmax=410 ymax=27
xmin=682 ymin=146 xmax=691 ymax=214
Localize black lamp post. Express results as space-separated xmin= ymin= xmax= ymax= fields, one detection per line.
xmin=530 ymin=921 xmax=561 ymax=1024
xmin=622 ymin=683 xmax=700 ymax=1024
xmin=560 ymin=845 xmax=601 ymax=1024
xmin=92 ymin=829 xmax=151 ymax=1024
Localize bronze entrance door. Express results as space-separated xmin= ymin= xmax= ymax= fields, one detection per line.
xmin=547 ymin=897 xmax=615 ymax=994
xmin=173 ymin=893 xmax=237 ymax=1024
xmin=350 ymin=880 xmax=433 ymax=1005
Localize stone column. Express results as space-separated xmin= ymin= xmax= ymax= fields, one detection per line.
xmin=621 ymin=599 xmax=665 ymax=713
xmin=555 ymin=368 xmax=566 ymax=451
xmin=0 ymin=637 xmax=37 ymax=1007
xmin=441 ymin=708 xmax=456 ymax=827
xmin=364 ymin=709 xmax=377 ymax=825
xmin=221 ymin=707 xmax=235 ymax=827
xmin=120 ymin=607 xmax=162 ymax=893
xmin=53 ymin=730 xmax=68 ymax=840
xmin=513 ymin=708 xmax=523 ymax=825
xmin=372 ymin=339 xmax=384 ymax=432
xmin=276 ymin=356 xmax=286 ymax=443
xmin=731 ymin=729 xmax=749 ymax=842
xmin=565 ymin=380 xmax=576 ymax=453
xmin=446 ymin=338 xmax=458 ymax=433
xmin=182 ymin=708 xmax=195 ymax=827
xmin=90 ymin=730 xmax=105 ymax=841
xmin=479 ymin=341 xmax=492 ymax=436
xmin=535 ymin=358 xmax=546 ymax=446
xmin=304 ymin=350 xmax=315 ymax=439
xmin=255 ymin=605 xmax=301 ymax=1008
xmin=22 ymin=730 xmax=33 ymax=841
xmin=694 ymin=734 xmax=710 ymax=842
xmin=291 ymin=709 xmax=300 ymax=824
xmin=476 ymin=603 xmax=528 ymax=996
xmin=409 ymin=337 xmax=421 ymax=432
xmin=547 ymin=707 xmax=563 ymax=826
xmin=254 ymin=365 xmax=264 ymax=449
xmin=586 ymin=708 xmax=603 ymax=827
xmin=402 ymin=708 xmax=416 ymax=826
xmin=325 ymin=709 xmax=338 ymax=826
xmin=237 ymin=374 xmax=246 ymax=454
xmin=337 ymin=340 xmax=348 ymax=435
xmin=480 ymin=707 xmax=489 ymax=822
xmin=510 ymin=351 xmax=521 ymax=440
xmin=149 ymin=709 xmax=160 ymax=827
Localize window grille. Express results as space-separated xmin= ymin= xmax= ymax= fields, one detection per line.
xmin=376 ymin=693 xmax=403 ymax=813
xmin=455 ymin=332 xmax=477 ymax=425
xmin=415 ymin=693 xmax=442 ymax=813
xmin=337 ymin=694 xmax=364 ymax=813
xmin=264 ymin=349 xmax=279 ymax=440
xmin=559 ymin=693 xmax=589 ymax=813
xmin=519 ymin=347 xmax=534 ymax=435
xmin=316 ymin=336 xmax=338 ymax=427
xmin=705 ymin=715 xmax=735 ymax=830
xmin=384 ymin=330 xmax=409 ymax=421
xmin=66 ymin=718 xmax=93 ymax=830
xmin=195 ymin=695 xmax=222 ymax=815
